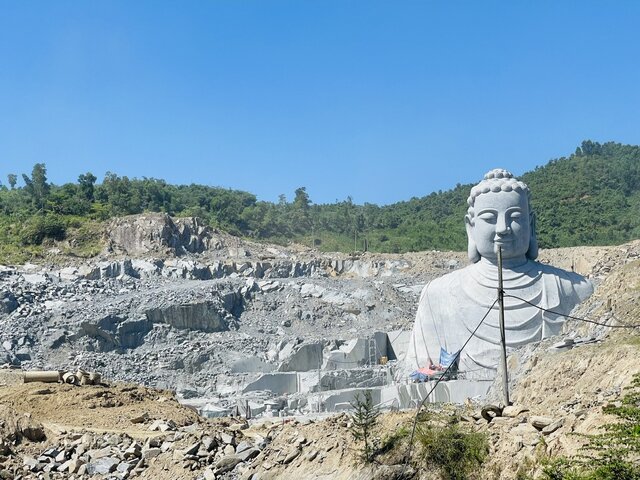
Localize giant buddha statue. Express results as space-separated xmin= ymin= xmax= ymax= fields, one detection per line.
xmin=404 ymin=169 xmax=593 ymax=380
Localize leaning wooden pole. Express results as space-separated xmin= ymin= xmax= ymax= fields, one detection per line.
xmin=497 ymin=247 xmax=510 ymax=406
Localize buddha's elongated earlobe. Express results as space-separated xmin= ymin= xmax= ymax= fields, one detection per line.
xmin=527 ymin=212 xmax=539 ymax=260
xmin=465 ymin=214 xmax=480 ymax=263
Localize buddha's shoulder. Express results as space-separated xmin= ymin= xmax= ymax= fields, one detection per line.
xmin=531 ymin=261 xmax=588 ymax=282
xmin=419 ymin=265 xmax=472 ymax=299
xmin=532 ymin=261 xmax=594 ymax=299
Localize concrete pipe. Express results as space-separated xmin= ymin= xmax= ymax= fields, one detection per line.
xmin=89 ymin=372 xmax=101 ymax=384
xmin=76 ymin=369 xmax=89 ymax=384
xmin=24 ymin=371 xmax=61 ymax=383
xmin=62 ymin=372 xmax=78 ymax=385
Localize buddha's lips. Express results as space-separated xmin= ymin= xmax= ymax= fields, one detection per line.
xmin=493 ymin=239 xmax=513 ymax=246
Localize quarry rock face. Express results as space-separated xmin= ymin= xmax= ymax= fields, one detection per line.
xmin=106 ymin=213 xmax=215 ymax=256
xmin=81 ymin=315 xmax=153 ymax=350
xmin=0 ymin=236 xmax=432 ymax=414
xmin=145 ymin=301 xmax=231 ymax=333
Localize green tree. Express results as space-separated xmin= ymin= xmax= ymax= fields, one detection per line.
xmin=290 ymin=187 xmax=312 ymax=233
xmin=7 ymin=174 xmax=17 ymax=190
xmin=293 ymin=187 xmax=310 ymax=210
xmin=349 ymin=390 xmax=380 ymax=463
xmin=98 ymin=172 xmax=141 ymax=215
xmin=22 ymin=163 xmax=50 ymax=212
xmin=49 ymin=183 xmax=91 ymax=215
xmin=78 ymin=172 xmax=97 ymax=201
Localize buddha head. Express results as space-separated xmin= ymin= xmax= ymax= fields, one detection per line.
xmin=465 ymin=169 xmax=538 ymax=264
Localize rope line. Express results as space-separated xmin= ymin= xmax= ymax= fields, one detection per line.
xmin=504 ymin=293 xmax=640 ymax=329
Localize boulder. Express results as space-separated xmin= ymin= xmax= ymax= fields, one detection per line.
xmin=85 ymin=457 xmax=119 ymax=475
xmin=237 ymin=447 xmax=260 ymax=462
xmin=0 ymin=291 xmax=18 ymax=314
xmin=214 ymin=454 xmax=242 ymax=474
xmin=542 ymin=418 xmax=565 ymax=435
xmin=530 ymin=416 xmax=554 ymax=430
xmin=502 ymin=405 xmax=529 ymax=417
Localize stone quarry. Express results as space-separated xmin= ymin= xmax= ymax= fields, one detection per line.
xmin=0 ymin=213 xmax=479 ymax=424
xmin=1 ymin=212 xmax=636 ymax=420
xmin=0 ymin=212 xmax=639 ymax=479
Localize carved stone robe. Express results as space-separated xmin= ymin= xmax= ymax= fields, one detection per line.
xmin=404 ymin=259 xmax=593 ymax=379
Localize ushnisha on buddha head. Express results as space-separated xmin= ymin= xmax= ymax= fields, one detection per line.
xmin=465 ymin=169 xmax=538 ymax=265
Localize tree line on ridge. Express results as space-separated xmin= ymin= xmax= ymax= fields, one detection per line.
xmin=0 ymin=140 xmax=638 ymax=262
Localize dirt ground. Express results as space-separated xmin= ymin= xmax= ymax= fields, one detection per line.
xmin=0 ymin=374 xmax=199 ymax=435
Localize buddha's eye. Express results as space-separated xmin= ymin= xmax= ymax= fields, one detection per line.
xmin=510 ymin=212 xmax=523 ymax=220
xmin=478 ymin=212 xmax=496 ymax=222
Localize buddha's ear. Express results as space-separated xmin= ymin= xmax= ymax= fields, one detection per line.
xmin=465 ymin=214 xmax=480 ymax=263
xmin=527 ymin=212 xmax=539 ymax=260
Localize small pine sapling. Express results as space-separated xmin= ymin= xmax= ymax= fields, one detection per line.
xmin=349 ymin=390 xmax=380 ymax=463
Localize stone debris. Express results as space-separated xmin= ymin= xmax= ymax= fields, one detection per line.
xmin=0 ymin=418 xmax=273 ymax=479
xmin=530 ymin=415 xmax=555 ymax=430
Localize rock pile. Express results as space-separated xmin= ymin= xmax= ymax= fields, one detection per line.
xmin=474 ymin=404 xmax=566 ymax=455
xmin=590 ymin=239 xmax=640 ymax=277
xmin=4 ymin=417 xmax=273 ymax=479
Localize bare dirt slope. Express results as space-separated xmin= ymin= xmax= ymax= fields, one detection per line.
xmin=0 ymin=376 xmax=198 ymax=434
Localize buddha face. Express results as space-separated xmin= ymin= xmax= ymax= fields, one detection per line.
xmin=468 ymin=190 xmax=531 ymax=262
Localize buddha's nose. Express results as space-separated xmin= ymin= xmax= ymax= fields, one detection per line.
xmin=496 ymin=216 xmax=510 ymax=235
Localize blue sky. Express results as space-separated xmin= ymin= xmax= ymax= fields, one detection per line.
xmin=1 ymin=1 xmax=639 ymax=205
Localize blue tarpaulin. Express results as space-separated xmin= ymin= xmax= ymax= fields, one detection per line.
xmin=409 ymin=348 xmax=460 ymax=383
xmin=439 ymin=348 xmax=460 ymax=369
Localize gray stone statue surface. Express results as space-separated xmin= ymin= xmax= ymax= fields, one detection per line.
xmin=405 ymin=169 xmax=593 ymax=379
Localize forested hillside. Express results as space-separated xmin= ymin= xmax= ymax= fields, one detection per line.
xmin=1 ymin=140 xmax=639 ymax=262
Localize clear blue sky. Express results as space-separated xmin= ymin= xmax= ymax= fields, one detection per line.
xmin=1 ymin=1 xmax=639 ymax=205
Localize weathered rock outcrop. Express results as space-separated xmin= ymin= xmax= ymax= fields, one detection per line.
xmin=81 ymin=315 xmax=153 ymax=350
xmin=106 ymin=214 xmax=217 ymax=256
xmin=145 ymin=301 xmax=231 ymax=333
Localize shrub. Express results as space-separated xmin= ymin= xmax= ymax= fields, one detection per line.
xmin=19 ymin=214 xmax=66 ymax=245
xmin=417 ymin=415 xmax=488 ymax=480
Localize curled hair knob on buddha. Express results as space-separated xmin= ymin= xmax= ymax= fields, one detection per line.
xmin=467 ymin=169 xmax=530 ymax=208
